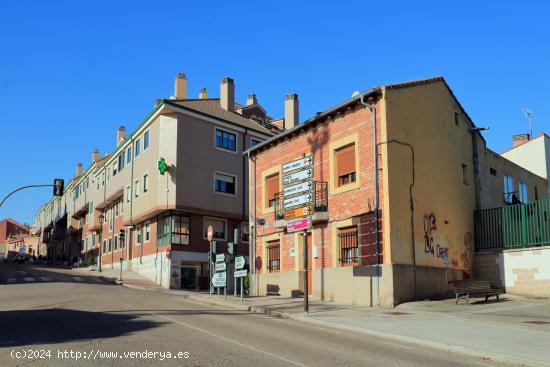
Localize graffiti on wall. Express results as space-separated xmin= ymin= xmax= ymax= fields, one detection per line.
xmin=423 ymin=213 xmax=450 ymax=261
xmin=460 ymin=232 xmax=473 ymax=270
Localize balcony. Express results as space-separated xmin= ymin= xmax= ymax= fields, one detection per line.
xmin=274 ymin=181 xmax=328 ymax=227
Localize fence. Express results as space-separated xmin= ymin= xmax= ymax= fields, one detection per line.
xmin=474 ymin=198 xmax=550 ymax=251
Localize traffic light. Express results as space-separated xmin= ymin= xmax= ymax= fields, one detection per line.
xmin=53 ymin=179 xmax=64 ymax=197
xmin=119 ymin=229 xmax=125 ymax=248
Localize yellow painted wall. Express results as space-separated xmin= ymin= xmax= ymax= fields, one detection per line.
xmin=383 ymin=81 xmax=477 ymax=272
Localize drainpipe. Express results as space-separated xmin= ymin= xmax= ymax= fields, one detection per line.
xmin=360 ymin=94 xmax=380 ymax=306
xmin=246 ymin=151 xmax=257 ymax=296
xmin=127 ymin=135 xmax=136 ymax=267
xmin=470 ymin=127 xmax=489 ymax=211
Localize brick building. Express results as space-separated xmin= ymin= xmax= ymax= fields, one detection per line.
xmin=246 ymin=77 xmax=548 ymax=307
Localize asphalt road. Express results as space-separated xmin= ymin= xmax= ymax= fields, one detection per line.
xmin=0 ymin=264 xmax=507 ymax=367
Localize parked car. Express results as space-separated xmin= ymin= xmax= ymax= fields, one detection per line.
xmin=13 ymin=254 xmax=28 ymax=263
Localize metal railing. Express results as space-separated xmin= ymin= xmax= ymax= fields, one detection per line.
xmin=474 ymin=198 xmax=550 ymax=251
xmin=275 ymin=181 xmax=328 ymax=220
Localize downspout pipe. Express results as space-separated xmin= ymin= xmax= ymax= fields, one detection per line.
xmin=246 ymin=150 xmax=257 ymax=297
xmin=360 ymin=94 xmax=380 ymax=306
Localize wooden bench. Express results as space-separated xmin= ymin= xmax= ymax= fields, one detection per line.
xmin=451 ymin=279 xmax=503 ymax=304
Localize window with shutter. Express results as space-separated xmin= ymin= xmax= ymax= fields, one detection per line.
xmin=336 ymin=144 xmax=356 ymax=186
xmin=266 ymin=173 xmax=280 ymax=207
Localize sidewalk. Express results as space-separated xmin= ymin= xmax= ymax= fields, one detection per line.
xmin=72 ymin=266 xmax=163 ymax=290
xmin=76 ymin=267 xmax=550 ymax=367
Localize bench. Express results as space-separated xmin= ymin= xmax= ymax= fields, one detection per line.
xmin=266 ymin=284 xmax=280 ymax=296
xmin=451 ymin=279 xmax=503 ymax=304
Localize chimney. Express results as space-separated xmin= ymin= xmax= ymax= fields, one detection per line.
xmin=513 ymin=133 xmax=530 ymax=148
xmin=247 ymin=94 xmax=257 ymax=106
xmin=174 ymin=73 xmax=187 ymax=99
xmin=220 ymin=77 xmax=235 ymax=111
xmin=92 ymin=149 xmax=100 ymax=162
xmin=199 ymin=88 xmax=208 ymax=99
xmin=284 ymin=93 xmax=299 ymax=130
xmin=117 ymin=126 xmax=126 ymax=145
xmin=76 ymin=163 xmax=83 ymax=177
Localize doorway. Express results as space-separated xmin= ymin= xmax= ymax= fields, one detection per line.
xmin=181 ymin=265 xmax=199 ymax=290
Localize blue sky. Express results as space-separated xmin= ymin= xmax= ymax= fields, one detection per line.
xmin=0 ymin=1 xmax=548 ymax=225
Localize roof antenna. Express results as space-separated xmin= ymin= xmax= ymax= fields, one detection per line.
xmin=521 ymin=108 xmax=533 ymax=140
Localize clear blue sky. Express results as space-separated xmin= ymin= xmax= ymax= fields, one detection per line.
xmin=1 ymin=1 xmax=548 ymax=225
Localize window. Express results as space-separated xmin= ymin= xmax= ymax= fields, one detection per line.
xmin=145 ymin=223 xmax=151 ymax=242
xmin=127 ymin=147 xmax=132 ymax=164
xmin=143 ymin=174 xmax=149 ymax=193
xmin=267 ymin=241 xmax=280 ymax=272
xmin=157 ymin=212 xmax=190 ymax=246
xmin=504 ymin=175 xmax=514 ymax=204
xmin=454 ymin=112 xmax=459 ymax=126
xmin=214 ymin=172 xmax=236 ymax=195
xmin=251 ymin=138 xmax=262 ymax=147
xmin=336 ymin=144 xmax=356 ymax=186
xmin=490 ymin=167 xmax=497 ymax=176
xmin=461 ymin=164 xmax=468 ymax=185
xmin=113 ymin=163 xmax=117 ymax=177
xmin=215 ymin=129 xmax=237 ymax=151
xmin=519 ymin=181 xmax=528 ymax=203
xmin=103 ymin=240 xmax=106 ymax=254
xmin=241 ymin=222 xmax=250 ymax=243
xmin=136 ymin=225 xmax=142 ymax=245
xmin=115 ymin=202 xmax=119 ymax=217
xmin=114 ymin=236 xmax=118 ymax=251
xmin=266 ymin=173 xmax=279 ymax=208
xmin=203 ymin=217 xmax=226 ymax=240
xmin=135 ymin=138 xmax=141 ymax=157
xmin=338 ymin=227 xmax=359 ymax=266
xmin=118 ymin=152 xmax=125 ymax=171
xmin=126 ymin=185 xmax=131 ymax=203
xmin=144 ymin=130 xmax=150 ymax=150
xmin=108 ymin=238 xmax=112 ymax=252
xmin=134 ymin=179 xmax=140 ymax=198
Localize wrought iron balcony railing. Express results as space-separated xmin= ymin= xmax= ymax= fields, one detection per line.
xmin=275 ymin=181 xmax=328 ymax=221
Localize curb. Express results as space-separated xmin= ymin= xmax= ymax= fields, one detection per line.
xmin=177 ymin=293 xmax=550 ymax=367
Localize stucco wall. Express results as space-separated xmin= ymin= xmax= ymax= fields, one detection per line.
xmin=384 ymin=81 xmax=476 ymax=273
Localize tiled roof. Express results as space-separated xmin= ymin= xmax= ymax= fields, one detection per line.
xmin=167 ymin=99 xmax=275 ymax=135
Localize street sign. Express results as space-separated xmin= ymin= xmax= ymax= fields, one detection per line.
xmin=286 ymin=217 xmax=312 ymax=233
xmin=207 ymin=225 xmax=214 ymax=242
xmin=216 ymin=253 xmax=226 ymax=263
xmin=228 ymin=242 xmax=234 ymax=255
xmin=283 ymin=168 xmax=313 ymax=186
xmin=282 ymin=156 xmax=313 ymax=174
xmin=284 ymin=205 xmax=312 ymax=221
xmin=211 ymin=272 xmax=226 ymax=287
xmin=283 ymin=181 xmax=313 ymax=197
xmin=234 ymin=269 xmax=248 ymax=278
xmin=235 ymin=256 xmax=246 ymax=270
xmin=215 ymin=262 xmax=227 ymax=272
xmin=284 ymin=192 xmax=313 ymax=209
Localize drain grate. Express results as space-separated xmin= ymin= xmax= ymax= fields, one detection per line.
xmin=523 ymin=320 xmax=550 ymax=325
xmin=385 ymin=312 xmax=410 ymax=316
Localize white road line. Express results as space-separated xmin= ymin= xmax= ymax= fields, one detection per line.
xmin=40 ymin=277 xmax=52 ymax=281
xmin=73 ymin=277 xmax=84 ymax=281
xmin=6 ymin=278 xmax=16 ymax=283
xmin=24 ymin=277 xmax=35 ymax=282
xmin=150 ymin=312 xmax=310 ymax=367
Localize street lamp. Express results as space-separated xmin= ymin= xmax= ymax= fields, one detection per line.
xmin=98 ymin=214 xmax=104 ymax=273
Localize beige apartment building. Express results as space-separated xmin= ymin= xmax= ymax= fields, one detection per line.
xmin=33 ymin=74 xmax=293 ymax=289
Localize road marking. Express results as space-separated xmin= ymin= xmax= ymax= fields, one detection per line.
xmin=73 ymin=277 xmax=84 ymax=281
xmin=40 ymin=277 xmax=52 ymax=281
xmin=150 ymin=312 xmax=310 ymax=367
xmin=6 ymin=278 xmax=16 ymax=283
xmin=24 ymin=277 xmax=35 ymax=282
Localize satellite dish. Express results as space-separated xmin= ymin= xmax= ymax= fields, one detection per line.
xmin=352 ymin=91 xmax=361 ymax=98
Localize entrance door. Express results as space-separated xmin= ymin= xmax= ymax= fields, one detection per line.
xmin=181 ymin=265 xmax=199 ymax=290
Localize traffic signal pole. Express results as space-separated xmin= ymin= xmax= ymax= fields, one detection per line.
xmin=0 ymin=182 xmax=63 ymax=209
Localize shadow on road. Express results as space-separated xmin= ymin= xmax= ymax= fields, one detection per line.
xmin=0 ymin=264 xmax=116 ymax=286
xmin=0 ymin=308 xmax=164 ymax=347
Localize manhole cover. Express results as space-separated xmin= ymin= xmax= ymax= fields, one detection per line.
xmin=523 ymin=321 xmax=550 ymax=325
xmin=385 ymin=312 xmax=410 ymax=316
